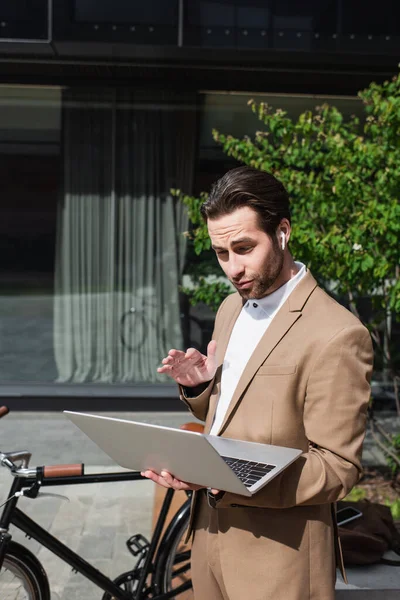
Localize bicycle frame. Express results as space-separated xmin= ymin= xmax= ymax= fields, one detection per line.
xmin=0 ymin=470 xmax=191 ymax=600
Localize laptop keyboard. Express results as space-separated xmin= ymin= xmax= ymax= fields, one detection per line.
xmin=221 ymin=456 xmax=275 ymax=488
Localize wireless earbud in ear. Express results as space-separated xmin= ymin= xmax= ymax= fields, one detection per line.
xmin=280 ymin=231 xmax=286 ymax=251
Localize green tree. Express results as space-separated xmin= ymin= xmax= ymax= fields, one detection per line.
xmin=177 ymin=71 xmax=400 ymax=430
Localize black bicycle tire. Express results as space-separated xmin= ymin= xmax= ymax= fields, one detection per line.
xmin=100 ymin=569 xmax=139 ymax=600
xmin=120 ymin=309 xmax=148 ymax=352
xmin=153 ymin=498 xmax=192 ymax=598
xmin=0 ymin=541 xmax=50 ymax=600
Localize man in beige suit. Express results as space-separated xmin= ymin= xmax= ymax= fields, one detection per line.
xmin=142 ymin=167 xmax=373 ymax=600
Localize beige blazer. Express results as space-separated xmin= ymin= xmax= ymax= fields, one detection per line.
xmin=181 ymin=271 xmax=373 ymax=600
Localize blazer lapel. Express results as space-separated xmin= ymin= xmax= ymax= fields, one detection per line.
xmin=217 ymin=271 xmax=318 ymax=436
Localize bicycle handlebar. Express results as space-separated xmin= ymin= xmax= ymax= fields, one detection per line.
xmin=0 ymin=406 xmax=9 ymax=418
xmin=41 ymin=463 xmax=85 ymax=478
xmin=0 ymin=407 xmax=85 ymax=480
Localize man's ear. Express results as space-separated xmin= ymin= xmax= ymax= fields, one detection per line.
xmin=278 ymin=218 xmax=291 ymax=245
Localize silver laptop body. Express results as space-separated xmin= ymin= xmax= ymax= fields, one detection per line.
xmin=65 ymin=411 xmax=302 ymax=497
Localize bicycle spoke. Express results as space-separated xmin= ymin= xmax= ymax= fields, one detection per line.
xmin=172 ymin=550 xmax=191 ymax=564
xmin=157 ymin=506 xmax=193 ymax=598
xmin=165 ymin=579 xmax=192 ymax=597
xmin=1 ymin=561 xmax=36 ymax=599
xmin=170 ymin=562 xmax=191 ymax=578
xmin=2 ymin=570 xmax=25 ymax=598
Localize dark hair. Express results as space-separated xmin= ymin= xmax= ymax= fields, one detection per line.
xmin=200 ymin=166 xmax=291 ymax=236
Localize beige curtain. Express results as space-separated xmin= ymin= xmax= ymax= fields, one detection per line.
xmin=54 ymin=89 xmax=197 ymax=382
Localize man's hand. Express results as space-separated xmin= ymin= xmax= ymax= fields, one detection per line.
xmin=141 ymin=469 xmax=220 ymax=495
xmin=157 ymin=340 xmax=217 ymax=388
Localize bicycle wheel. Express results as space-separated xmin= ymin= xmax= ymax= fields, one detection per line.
xmin=0 ymin=541 xmax=49 ymax=600
xmin=120 ymin=308 xmax=147 ymax=352
xmin=155 ymin=502 xmax=192 ymax=599
xmin=101 ymin=569 xmax=139 ymax=600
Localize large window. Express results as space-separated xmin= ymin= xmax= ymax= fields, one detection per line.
xmin=0 ymin=86 xmax=364 ymax=390
xmin=0 ymin=86 xmax=197 ymax=387
xmin=184 ymin=0 xmax=400 ymax=52
xmin=196 ymin=90 xmax=362 ymax=187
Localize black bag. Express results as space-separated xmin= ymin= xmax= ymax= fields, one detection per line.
xmin=338 ymin=500 xmax=400 ymax=566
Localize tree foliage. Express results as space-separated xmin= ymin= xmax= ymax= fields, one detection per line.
xmin=179 ymin=74 xmax=400 ymax=310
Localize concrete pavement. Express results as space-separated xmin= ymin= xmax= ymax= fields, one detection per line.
xmin=0 ymin=410 xmax=399 ymax=599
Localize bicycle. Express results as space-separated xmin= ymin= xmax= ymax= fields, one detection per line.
xmin=120 ymin=307 xmax=150 ymax=353
xmin=0 ymin=406 xmax=193 ymax=599
xmin=120 ymin=303 xmax=213 ymax=356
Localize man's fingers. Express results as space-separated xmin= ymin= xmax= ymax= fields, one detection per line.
xmin=158 ymin=352 xmax=191 ymax=376
xmin=207 ymin=340 xmax=217 ymax=360
xmin=143 ymin=469 xmax=179 ymax=488
xmin=141 ymin=470 xmax=176 ymax=489
xmin=162 ymin=347 xmax=208 ymax=369
xmin=146 ymin=469 xmax=192 ymax=491
xmin=168 ymin=349 xmax=186 ymax=360
xmin=160 ymin=470 xmax=174 ymax=484
xmin=185 ymin=347 xmax=201 ymax=359
xmin=160 ymin=471 xmax=186 ymax=489
xmin=159 ymin=349 xmax=186 ymax=365
xmin=157 ymin=365 xmax=174 ymax=375
xmin=142 ymin=469 xmax=207 ymax=493
xmin=161 ymin=356 xmax=174 ymax=365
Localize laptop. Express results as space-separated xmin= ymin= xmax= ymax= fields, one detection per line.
xmin=65 ymin=411 xmax=302 ymax=497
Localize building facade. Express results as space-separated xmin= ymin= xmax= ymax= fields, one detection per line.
xmin=0 ymin=1 xmax=398 ymax=409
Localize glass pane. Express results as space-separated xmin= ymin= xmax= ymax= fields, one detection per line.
xmin=198 ymin=91 xmax=362 ymax=163
xmin=0 ymin=0 xmax=32 ymax=21
xmin=187 ymin=1 xmax=236 ymax=26
xmin=0 ymin=0 xmax=49 ymax=39
xmin=0 ymin=86 xmax=61 ymax=383
xmin=0 ymin=86 xmax=198 ymax=385
xmin=74 ymin=0 xmax=179 ymax=26
xmin=341 ymin=0 xmax=400 ymax=35
xmin=185 ymin=0 xmax=339 ymax=48
xmin=238 ymin=4 xmax=271 ymax=28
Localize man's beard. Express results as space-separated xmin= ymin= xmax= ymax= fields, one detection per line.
xmin=233 ymin=242 xmax=284 ymax=300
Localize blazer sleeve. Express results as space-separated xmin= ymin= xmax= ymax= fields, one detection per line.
xmin=179 ymin=380 xmax=215 ymax=422
xmin=216 ymin=324 xmax=374 ymax=509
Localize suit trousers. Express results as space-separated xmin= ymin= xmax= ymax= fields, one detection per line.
xmin=191 ymin=493 xmax=229 ymax=600
xmin=191 ymin=493 xmax=336 ymax=600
